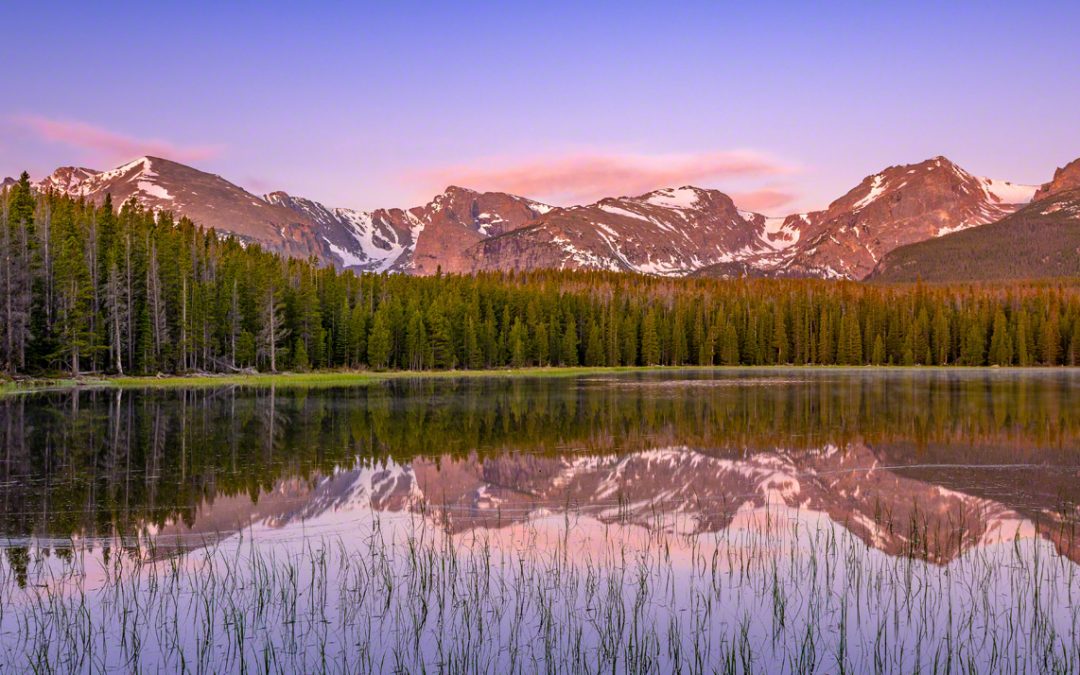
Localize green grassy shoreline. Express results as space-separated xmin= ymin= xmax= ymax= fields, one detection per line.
xmin=1 ymin=364 xmax=1076 ymax=396
xmin=0 ymin=366 xmax=670 ymax=395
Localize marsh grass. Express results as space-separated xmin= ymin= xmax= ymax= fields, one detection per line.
xmin=2 ymin=366 xmax=675 ymax=396
xmin=5 ymin=364 xmax=1074 ymax=397
xmin=1 ymin=502 xmax=1078 ymax=674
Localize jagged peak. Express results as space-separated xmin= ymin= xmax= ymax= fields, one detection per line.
xmin=45 ymin=165 xmax=99 ymax=176
xmin=439 ymin=185 xmax=479 ymax=198
xmin=36 ymin=165 xmax=100 ymax=191
xmin=1034 ymin=157 xmax=1080 ymax=201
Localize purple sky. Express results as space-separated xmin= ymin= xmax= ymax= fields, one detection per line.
xmin=3 ymin=2 xmax=1078 ymax=214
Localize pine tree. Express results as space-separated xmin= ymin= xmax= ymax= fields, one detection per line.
xmin=561 ymin=318 xmax=579 ymax=367
xmin=988 ymin=309 xmax=1012 ymax=366
xmin=405 ymin=308 xmax=427 ymax=370
xmin=641 ymin=309 xmax=660 ymax=366
xmin=931 ymin=308 xmax=951 ymax=365
xmin=227 ymin=279 xmax=241 ymax=368
xmin=621 ymin=312 xmax=638 ymax=365
xmin=817 ymin=308 xmax=834 ymax=365
xmin=913 ymin=308 xmax=930 ymax=365
xmin=1038 ymin=310 xmax=1061 ymax=365
xmin=670 ymin=310 xmax=688 ymax=366
xmin=698 ymin=325 xmax=716 ymax=366
xmin=428 ymin=305 xmax=455 ymax=369
xmin=292 ymin=337 xmax=310 ymax=371
xmin=1015 ymin=311 xmax=1031 ymax=366
xmin=367 ymin=306 xmax=393 ymax=370
xmin=585 ymin=320 xmax=604 ymax=367
xmin=533 ymin=321 xmax=550 ymax=367
xmin=1 ymin=199 xmax=32 ymax=372
xmin=1067 ymin=318 xmax=1080 ymax=366
xmin=871 ymin=334 xmax=886 ymax=365
xmin=838 ymin=312 xmax=862 ymax=365
xmin=720 ymin=322 xmax=740 ymax=365
xmin=961 ymin=321 xmax=986 ymax=366
xmin=348 ymin=302 xmax=368 ymax=366
xmin=295 ymin=269 xmax=323 ymax=367
xmin=772 ymin=306 xmax=789 ymax=364
xmin=509 ymin=318 xmax=528 ymax=368
xmin=53 ymin=203 xmax=94 ymax=374
xmin=464 ymin=315 xmax=483 ymax=369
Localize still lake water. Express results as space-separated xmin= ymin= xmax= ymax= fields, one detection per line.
xmin=1 ymin=369 xmax=1079 ymax=673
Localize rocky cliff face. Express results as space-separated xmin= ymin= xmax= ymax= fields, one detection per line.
xmin=403 ymin=186 xmax=551 ymax=275
xmin=1033 ymin=158 xmax=1080 ymax=201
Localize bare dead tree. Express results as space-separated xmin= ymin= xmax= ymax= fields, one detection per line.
xmin=105 ymin=261 xmax=125 ymax=375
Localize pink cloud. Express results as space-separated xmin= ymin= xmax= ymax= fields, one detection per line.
xmin=12 ymin=115 xmax=223 ymax=166
xmin=730 ymin=188 xmax=799 ymax=212
xmin=411 ymin=150 xmax=796 ymax=205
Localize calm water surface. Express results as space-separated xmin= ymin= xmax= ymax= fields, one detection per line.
xmin=1 ymin=369 xmax=1079 ymax=673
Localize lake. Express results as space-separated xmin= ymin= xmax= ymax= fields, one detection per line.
xmin=1 ymin=369 xmax=1079 ymax=673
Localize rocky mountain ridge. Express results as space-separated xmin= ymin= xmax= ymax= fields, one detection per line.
xmin=10 ymin=153 xmax=1070 ymax=280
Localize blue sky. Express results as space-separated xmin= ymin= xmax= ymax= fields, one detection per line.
xmin=2 ymin=1 xmax=1078 ymax=213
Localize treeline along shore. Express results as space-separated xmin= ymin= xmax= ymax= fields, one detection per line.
xmin=3 ymin=172 xmax=1080 ymax=378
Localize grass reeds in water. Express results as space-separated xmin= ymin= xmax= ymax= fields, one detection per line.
xmin=0 ymin=504 xmax=1078 ymax=673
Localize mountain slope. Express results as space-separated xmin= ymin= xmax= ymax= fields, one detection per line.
xmin=870 ymin=187 xmax=1080 ymax=282
xmin=768 ymin=157 xmax=1035 ymax=280
xmin=469 ymin=187 xmax=790 ymax=275
xmin=33 ymin=156 xmax=330 ymax=259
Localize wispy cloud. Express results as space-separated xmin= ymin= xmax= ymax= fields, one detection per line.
xmin=729 ymin=188 xmax=799 ymax=212
xmin=412 ymin=150 xmax=796 ymax=205
xmin=11 ymin=115 xmax=223 ymax=166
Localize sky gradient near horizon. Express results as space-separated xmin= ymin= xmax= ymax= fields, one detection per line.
xmin=2 ymin=1 xmax=1079 ymax=214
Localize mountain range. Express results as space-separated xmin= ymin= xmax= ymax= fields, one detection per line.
xmin=8 ymin=154 xmax=1079 ymax=281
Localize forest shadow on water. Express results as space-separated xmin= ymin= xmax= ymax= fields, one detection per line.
xmin=1 ymin=369 xmax=1079 ymax=672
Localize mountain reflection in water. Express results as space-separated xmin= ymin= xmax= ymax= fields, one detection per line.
xmin=3 ymin=370 xmax=1080 ymax=673
xmin=2 ymin=369 xmax=1077 ymax=562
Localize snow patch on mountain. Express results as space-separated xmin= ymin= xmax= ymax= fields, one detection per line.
xmin=979 ymin=177 xmax=1038 ymax=205
xmin=644 ymin=187 xmax=701 ymax=210
xmin=760 ymin=216 xmax=801 ymax=250
xmin=598 ymin=203 xmax=649 ymax=221
xmin=137 ymin=181 xmax=173 ymax=201
xmin=853 ymin=174 xmax=886 ymax=210
xmin=337 ymin=209 xmax=409 ymax=271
